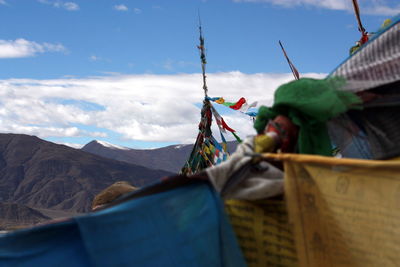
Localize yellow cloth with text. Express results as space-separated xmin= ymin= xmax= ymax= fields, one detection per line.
xmin=225 ymin=199 xmax=297 ymax=266
xmin=264 ymin=153 xmax=400 ymax=267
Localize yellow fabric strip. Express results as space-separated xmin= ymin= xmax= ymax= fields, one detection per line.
xmin=275 ymin=153 xmax=400 ymax=266
xmin=263 ymin=152 xmax=400 ymax=168
xmin=225 ymin=199 xmax=298 ymax=267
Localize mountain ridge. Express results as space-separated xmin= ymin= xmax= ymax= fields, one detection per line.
xmin=0 ymin=133 xmax=172 ymax=216
xmin=82 ymin=139 xmax=238 ymax=173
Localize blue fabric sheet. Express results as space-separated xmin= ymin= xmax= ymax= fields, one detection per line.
xmin=0 ymin=183 xmax=246 ymax=267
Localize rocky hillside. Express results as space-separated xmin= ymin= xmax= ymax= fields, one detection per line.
xmin=0 ymin=202 xmax=50 ymax=230
xmin=0 ymin=134 xmax=172 ymax=215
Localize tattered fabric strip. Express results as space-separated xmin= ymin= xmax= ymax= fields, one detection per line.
xmin=210 ymin=104 xmax=242 ymax=143
xmin=206 ymin=96 xmax=258 ymax=117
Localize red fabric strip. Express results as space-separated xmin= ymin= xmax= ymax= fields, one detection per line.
xmin=221 ymin=118 xmax=236 ymax=132
xmin=229 ymin=97 xmax=246 ymax=110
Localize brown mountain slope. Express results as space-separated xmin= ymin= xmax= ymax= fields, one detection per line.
xmin=0 ymin=202 xmax=50 ymax=230
xmin=0 ymin=134 xmax=172 ymax=213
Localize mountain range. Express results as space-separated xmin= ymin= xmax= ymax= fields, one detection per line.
xmin=82 ymin=139 xmax=238 ymax=173
xmin=0 ymin=133 xmax=238 ymax=229
xmin=0 ymin=134 xmax=172 ymax=229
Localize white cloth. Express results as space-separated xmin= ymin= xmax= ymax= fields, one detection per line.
xmin=205 ymin=136 xmax=284 ymax=200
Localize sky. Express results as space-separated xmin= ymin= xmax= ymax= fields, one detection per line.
xmin=0 ymin=0 xmax=399 ymax=149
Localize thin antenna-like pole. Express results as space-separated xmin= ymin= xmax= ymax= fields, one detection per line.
xmin=279 ymin=40 xmax=300 ymax=80
xmin=351 ymin=0 xmax=368 ymax=44
xmin=351 ymin=0 xmax=365 ymax=34
xmin=198 ymin=13 xmax=208 ymax=97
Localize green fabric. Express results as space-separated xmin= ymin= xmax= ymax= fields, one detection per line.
xmin=222 ymin=102 xmax=235 ymax=107
xmin=350 ymin=44 xmax=360 ymax=55
xmin=254 ymin=78 xmax=362 ymax=156
xmin=231 ymin=132 xmax=242 ymax=143
xmin=254 ymin=106 xmax=278 ymax=134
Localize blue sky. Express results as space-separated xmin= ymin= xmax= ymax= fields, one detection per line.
xmin=0 ymin=0 xmax=399 ymax=148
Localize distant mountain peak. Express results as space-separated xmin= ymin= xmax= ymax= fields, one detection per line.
xmin=82 ymin=139 xmax=238 ymax=173
xmin=94 ymin=140 xmax=131 ymax=151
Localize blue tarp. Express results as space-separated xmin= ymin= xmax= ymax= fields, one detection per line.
xmin=0 ymin=182 xmax=246 ymax=267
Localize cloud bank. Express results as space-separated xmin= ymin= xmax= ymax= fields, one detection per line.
xmin=0 ymin=39 xmax=66 ymax=58
xmin=233 ymin=0 xmax=400 ymax=16
xmin=0 ymin=72 xmax=325 ymax=146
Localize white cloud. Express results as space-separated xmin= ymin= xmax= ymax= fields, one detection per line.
xmin=114 ymin=4 xmax=128 ymax=11
xmin=0 ymin=0 xmax=7 ymax=5
xmin=133 ymin=8 xmax=142 ymax=14
xmin=63 ymin=2 xmax=79 ymax=11
xmin=364 ymin=4 xmax=400 ymax=16
xmin=163 ymin=59 xmax=174 ymax=71
xmin=38 ymin=0 xmax=80 ymax=11
xmin=89 ymin=55 xmax=100 ymax=61
xmin=89 ymin=55 xmax=112 ymax=63
xmin=163 ymin=59 xmax=197 ymax=71
xmin=0 ymin=72 xmax=325 ymax=145
xmin=0 ymin=39 xmax=66 ymax=58
xmin=233 ymin=0 xmax=400 ymax=16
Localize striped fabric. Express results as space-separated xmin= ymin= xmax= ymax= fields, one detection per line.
xmin=330 ymin=16 xmax=400 ymax=92
xmin=327 ymin=15 xmax=400 ymax=160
